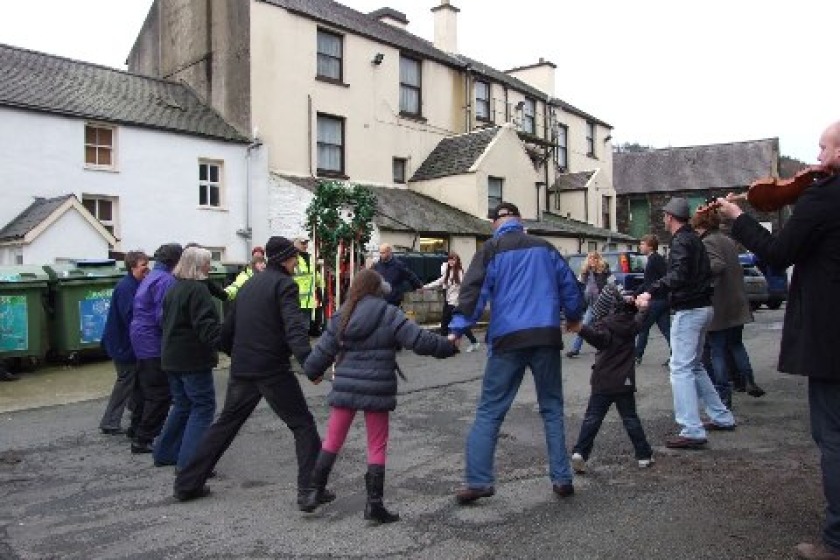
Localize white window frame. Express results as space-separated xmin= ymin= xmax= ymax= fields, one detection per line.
xmin=84 ymin=123 xmax=117 ymax=170
xmin=81 ymin=195 xmax=118 ymax=246
xmin=199 ymin=160 xmax=224 ymax=208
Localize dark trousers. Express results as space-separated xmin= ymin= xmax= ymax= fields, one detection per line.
xmin=809 ymin=379 xmax=840 ymax=551
xmin=133 ymin=358 xmax=171 ymax=445
xmin=635 ymin=298 xmax=671 ymax=359
xmin=174 ymin=373 xmax=322 ymax=495
xmin=99 ymin=361 xmax=137 ymax=430
xmin=573 ymin=392 xmax=652 ymax=461
xmin=440 ymin=303 xmax=476 ymax=343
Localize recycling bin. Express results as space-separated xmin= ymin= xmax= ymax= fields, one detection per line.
xmin=0 ymin=266 xmax=51 ymax=365
xmin=43 ymin=259 xmax=124 ymax=361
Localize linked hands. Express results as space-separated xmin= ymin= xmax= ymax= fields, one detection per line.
xmin=635 ymin=292 xmax=651 ymax=311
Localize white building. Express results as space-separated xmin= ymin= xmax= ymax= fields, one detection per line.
xmin=0 ymin=43 xmax=266 ymax=265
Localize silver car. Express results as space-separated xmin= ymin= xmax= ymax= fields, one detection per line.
xmin=742 ymin=265 xmax=769 ymax=311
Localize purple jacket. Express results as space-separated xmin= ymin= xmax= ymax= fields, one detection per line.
xmin=130 ymin=262 xmax=177 ymax=359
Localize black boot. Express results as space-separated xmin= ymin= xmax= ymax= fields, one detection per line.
xmin=364 ymin=464 xmax=400 ymax=524
xmin=745 ymin=382 xmax=766 ymax=398
xmin=299 ymin=450 xmax=337 ymax=512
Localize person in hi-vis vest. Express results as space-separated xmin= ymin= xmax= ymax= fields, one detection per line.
xmin=293 ymin=237 xmax=323 ymax=333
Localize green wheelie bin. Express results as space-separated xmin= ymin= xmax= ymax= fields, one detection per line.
xmin=43 ymin=259 xmax=124 ymax=363
xmin=0 ymin=266 xmax=51 ymax=368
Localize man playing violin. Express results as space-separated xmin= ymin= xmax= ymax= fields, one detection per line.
xmin=716 ymin=120 xmax=840 ymax=560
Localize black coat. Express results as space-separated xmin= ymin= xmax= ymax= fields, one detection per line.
xmin=650 ymin=224 xmax=712 ymax=310
xmin=303 ymin=295 xmax=456 ymax=411
xmin=637 ymin=251 xmax=668 ymax=300
xmin=161 ymin=279 xmax=220 ymax=372
xmin=731 ymin=174 xmax=840 ymax=381
xmin=221 ymin=266 xmax=311 ymax=379
xmin=578 ymin=308 xmax=646 ymax=394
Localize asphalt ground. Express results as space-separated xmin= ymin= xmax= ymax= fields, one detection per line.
xmin=0 ymin=307 xmax=825 ymax=559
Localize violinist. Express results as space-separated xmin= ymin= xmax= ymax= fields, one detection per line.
xmin=716 ymin=120 xmax=840 ymax=560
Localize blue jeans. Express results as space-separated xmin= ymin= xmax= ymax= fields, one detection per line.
xmin=708 ymin=325 xmax=755 ymax=404
xmin=809 ymin=379 xmax=840 ymax=551
xmin=464 ymin=346 xmax=572 ymax=488
xmin=573 ymin=392 xmax=652 ymax=461
xmin=669 ymin=307 xmax=734 ymax=439
xmin=635 ymin=299 xmax=671 ymax=359
xmin=154 ymin=370 xmax=216 ymax=469
xmin=570 ymin=307 xmax=594 ymax=353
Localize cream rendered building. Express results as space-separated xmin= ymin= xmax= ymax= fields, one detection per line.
xmin=128 ymin=0 xmax=633 ymax=261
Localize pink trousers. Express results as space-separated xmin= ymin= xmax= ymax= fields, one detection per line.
xmin=322 ymin=406 xmax=390 ymax=466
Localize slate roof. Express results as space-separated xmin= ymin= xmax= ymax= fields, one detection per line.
xmin=550 ymin=170 xmax=596 ymax=192
xmin=275 ymin=175 xmax=493 ymax=236
xmin=0 ymin=195 xmax=75 ymax=241
xmin=410 ymin=127 xmax=500 ymax=182
xmin=259 ymin=0 xmax=604 ymax=124
xmin=0 ymin=43 xmax=249 ymax=143
xmin=367 ymin=7 xmax=409 ymax=25
xmin=613 ymin=138 xmax=779 ymax=195
xmin=532 ymin=212 xmax=637 ymax=242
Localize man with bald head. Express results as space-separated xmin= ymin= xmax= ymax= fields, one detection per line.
xmin=716 ymin=121 xmax=840 ymax=560
xmin=373 ymin=243 xmax=423 ymax=308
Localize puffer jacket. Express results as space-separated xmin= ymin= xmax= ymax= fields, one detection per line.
xmin=649 ymin=224 xmax=712 ymax=311
xmin=577 ymin=307 xmax=646 ymax=394
xmin=303 ymin=295 xmax=456 ymax=411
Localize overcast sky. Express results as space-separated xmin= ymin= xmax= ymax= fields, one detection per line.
xmin=1 ymin=0 xmax=836 ymax=163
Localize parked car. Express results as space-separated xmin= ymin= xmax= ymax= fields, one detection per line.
xmin=565 ymin=251 xmax=647 ymax=293
xmin=739 ymin=253 xmax=787 ymax=309
xmin=741 ymin=265 xmax=769 ymax=311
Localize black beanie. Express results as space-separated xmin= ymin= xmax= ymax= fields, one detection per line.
xmin=265 ymin=236 xmax=298 ymax=264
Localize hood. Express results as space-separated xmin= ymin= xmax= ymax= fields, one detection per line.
xmin=337 ymin=295 xmax=388 ymax=340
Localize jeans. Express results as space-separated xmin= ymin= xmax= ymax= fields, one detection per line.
xmin=669 ymin=307 xmax=734 ymax=439
xmin=99 ymin=361 xmax=137 ymax=431
xmin=708 ymin=325 xmax=756 ymax=405
xmin=154 ymin=370 xmax=216 ymax=469
xmin=464 ymin=346 xmax=572 ymax=488
xmin=635 ymin=299 xmax=671 ymax=359
xmin=809 ymin=379 xmax=840 ymax=551
xmin=174 ymin=374 xmax=322 ymax=495
xmin=570 ymin=307 xmax=594 ymax=353
xmin=442 ymin=303 xmax=476 ymax=343
xmin=572 ymin=392 xmax=652 ymax=461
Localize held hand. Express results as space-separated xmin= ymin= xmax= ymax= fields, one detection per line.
xmin=634 ymin=295 xmax=650 ymax=311
xmin=715 ymin=195 xmax=744 ymax=220
xmin=447 ymin=333 xmax=462 ymax=348
xmin=565 ymin=320 xmax=582 ymax=333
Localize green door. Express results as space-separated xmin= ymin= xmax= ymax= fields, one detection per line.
xmin=628 ymin=198 xmax=650 ymax=240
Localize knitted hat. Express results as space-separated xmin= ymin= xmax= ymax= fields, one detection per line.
xmin=590 ymin=284 xmax=625 ymax=322
xmin=265 ymin=236 xmax=298 ymax=263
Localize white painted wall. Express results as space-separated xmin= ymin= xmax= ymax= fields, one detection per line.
xmin=0 ymin=107 xmax=257 ymax=264
xmin=18 ymin=209 xmax=110 ymax=265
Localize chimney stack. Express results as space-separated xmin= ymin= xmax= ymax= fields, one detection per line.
xmin=431 ymin=0 xmax=459 ymax=54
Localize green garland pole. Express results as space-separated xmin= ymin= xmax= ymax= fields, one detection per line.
xmin=305 ymin=181 xmax=376 ymax=313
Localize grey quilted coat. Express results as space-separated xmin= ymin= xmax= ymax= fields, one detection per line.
xmin=303 ymin=295 xmax=457 ymax=411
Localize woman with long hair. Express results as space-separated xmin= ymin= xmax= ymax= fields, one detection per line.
xmin=424 ymin=252 xmax=480 ymax=351
xmin=155 ymin=246 xmax=220 ymax=471
xmin=567 ymin=251 xmax=612 ymax=358
xmin=301 ymin=269 xmax=457 ymax=522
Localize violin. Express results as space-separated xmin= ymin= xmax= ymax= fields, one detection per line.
xmin=700 ymin=166 xmax=832 ymax=214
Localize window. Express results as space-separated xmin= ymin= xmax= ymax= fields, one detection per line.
xmin=522 ymin=98 xmax=536 ymax=134
xmin=554 ymin=124 xmax=568 ymax=170
xmin=488 ymin=176 xmax=503 ymax=212
xmin=602 ymin=195 xmax=612 ymax=229
xmin=316 ymin=29 xmax=343 ymax=82
xmin=317 ymin=113 xmax=345 ymax=175
xmin=82 ymin=196 xmax=116 ymax=237
xmin=199 ymin=161 xmax=223 ymax=207
xmin=586 ymin=121 xmax=596 ymax=157
xmin=393 ymin=157 xmax=407 ymax=184
xmin=588 ymin=241 xmax=598 ymax=252
xmin=205 ymin=247 xmax=225 ymax=262
xmin=84 ymin=124 xmax=115 ymax=168
xmin=399 ymin=55 xmax=422 ymax=116
xmin=475 ymin=80 xmax=490 ymax=121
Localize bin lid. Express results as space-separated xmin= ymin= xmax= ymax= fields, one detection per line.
xmin=0 ymin=265 xmax=50 ymax=284
xmin=43 ymin=262 xmax=125 ymax=281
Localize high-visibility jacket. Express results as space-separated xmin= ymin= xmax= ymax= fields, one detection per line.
xmin=294 ymin=254 xmax=322 ymax=309
xmin=224 ymin=266 xmax=254 ymax=300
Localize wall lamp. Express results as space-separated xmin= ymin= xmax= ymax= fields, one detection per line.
xmin=372 ymin=53 xmax=385 ymax=65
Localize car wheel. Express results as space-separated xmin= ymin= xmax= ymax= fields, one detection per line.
xmin=766 ymin=300 xmax=783 ymax=310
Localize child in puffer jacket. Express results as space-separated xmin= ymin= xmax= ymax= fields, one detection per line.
xmin=567 ymin=285 xmax=655 ymax=473
xmin=301 ymin=269 xmax=458 ymax=522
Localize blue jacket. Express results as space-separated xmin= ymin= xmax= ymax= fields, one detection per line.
xmin=373 ymin=256 xmax=423 ymax=306
xmin=129 ymin=262 xmax=177 ymax=360
xmin=100 ymin=272 xmax=141 ymax=363
xmin=450 ymin=221 xmax=584 ymax=354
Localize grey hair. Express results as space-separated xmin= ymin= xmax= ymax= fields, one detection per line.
xmin=172 ymin=247 xmax=212 ymax=280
